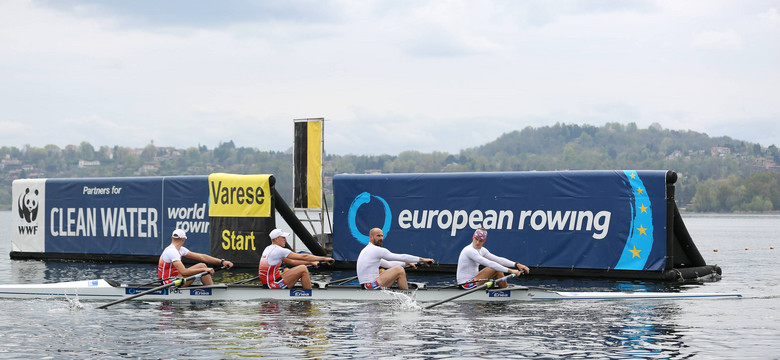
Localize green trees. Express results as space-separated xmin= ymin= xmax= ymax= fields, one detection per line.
xmin=1 ymin=122 xmax=778 ymax=212
xmin=691 ymin=173 xmax=778 ymax=212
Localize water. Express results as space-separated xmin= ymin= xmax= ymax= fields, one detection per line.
xmin=1 ymin=212 xmax=778 ymax=359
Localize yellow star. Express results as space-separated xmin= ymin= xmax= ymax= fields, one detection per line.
xmin=637 ymin=225 xmax=647 ymax=235
xmin=629 ymin=246 xmax=641 ymax=258
xmin=638 ymin=204 xmax=648 ymax=213
xmin=630 ymin=173 xmax=636 ymax=179
xmin=636 ymin=187 xmax=644 ymax=194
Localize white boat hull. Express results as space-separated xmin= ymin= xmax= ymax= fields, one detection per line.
xmin=0 ymin=279 xmax=743 ymax=303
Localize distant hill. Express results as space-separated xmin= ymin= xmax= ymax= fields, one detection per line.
xmin=455 ymin=122 xmax=779 ymax=210
xmin=2 ymin=122 xmax=779 ymax=212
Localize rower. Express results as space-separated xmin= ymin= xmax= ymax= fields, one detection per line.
xmin=158 ymin=229 xmax=234 ymax=287
xmin=456 ymin=228 xmax=529 ymax=289
xmin=258 ymin=228 xmax=335 ymax=290
xmin=356 ymin=228 xmax=434 ymax=290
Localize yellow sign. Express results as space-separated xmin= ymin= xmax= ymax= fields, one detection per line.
xmin=208 ymin=173 xmax=272 ymax=218
xmin=306 ymin=120 xmax=322 ymax=209
xmin=220 ymin=229 xmax=257 ymax=251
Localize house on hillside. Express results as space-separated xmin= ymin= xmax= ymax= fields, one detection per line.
xmin=711 ymin=147 xmax=731 ymax=157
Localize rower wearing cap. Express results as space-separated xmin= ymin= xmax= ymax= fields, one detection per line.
xmin=158 ymin=229 xmax=234 ymax=287
xmin=456 ymin=228 xmax=530 ymax=289
xmin=356 ymin=228 xmax=434 ymax=290
xmin=258 ymin=228 xmax=335 ymax=289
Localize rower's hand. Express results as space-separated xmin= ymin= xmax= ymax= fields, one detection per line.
xmin=321 ymin=258 xmax=335 ymax=266
xmin=206 ymin=267 xmax=216 ymax=275
xmin=222 ymin=260 xmax=234 ymax=269
xmin=515 ymin=263 xmax=529 ymax=274
xmin=310 ymin=261 xmax=321 ymax=267
xmin=405 ymin=262 xmax=418 ymax=269
xmin=508 ymin=268 xmax=523 ymax=276
xmin=420 ymin=258 xmax=434 ymax=267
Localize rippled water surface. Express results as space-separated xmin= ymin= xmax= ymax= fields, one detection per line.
xmin=1 ymin=212 xmax=778 ymax=359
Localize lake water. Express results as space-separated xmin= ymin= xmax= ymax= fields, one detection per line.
xmin=1 ymin=211 xmax=778 ymax=359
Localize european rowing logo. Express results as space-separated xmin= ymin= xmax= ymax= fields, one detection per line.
xmin=347 ymin=192 xmax=392 ymax=244
xmin=614 ymin=171 xmax=654 ymax=271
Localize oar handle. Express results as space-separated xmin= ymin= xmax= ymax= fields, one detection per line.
xmin=441 ymin=278 xmax=490 ymax=289
xmin=482 ymin=272 xmax=517 ymax=288
xmin=419 ymin=259 xmax=434 ymax=266
xmin=325 ymin=262 xmax=423 ymax=286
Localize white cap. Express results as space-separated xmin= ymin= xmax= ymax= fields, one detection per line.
xmin=172 ymin=229 xmax=187 ymax=239
xmin=269 ymin=228 xmax=290 ymax=239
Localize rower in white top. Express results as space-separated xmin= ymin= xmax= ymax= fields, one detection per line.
xmin=456 ymin=228 xmax=530 ymax=289
xmin=356 ymin=228 xmax=434 ymax=290
xmin=158 ymin=229 xmax=234 ymax=287
xmin=258 ymin=228 xmax=334 ymax=290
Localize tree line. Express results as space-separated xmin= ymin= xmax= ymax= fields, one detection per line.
xmin=2 ymin=122 xmax=779 ymax=212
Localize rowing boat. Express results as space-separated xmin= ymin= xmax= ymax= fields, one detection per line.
xmin=0 ymin=279 xmax=742 ymax=303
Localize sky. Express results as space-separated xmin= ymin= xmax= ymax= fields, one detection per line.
xmin=1 ymin=0 xmax=778 ymax=155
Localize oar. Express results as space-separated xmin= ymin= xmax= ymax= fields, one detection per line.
xmin=326 ymin=262 xmax=424 ymax=286
xmin=230 ymin=276 xmax=259 ymax=285
xmin=326 ymin=274 xmax=359 ymax=286
xmin=439 ymin=278 xmax=490 ymax=289
xmin=424 ymin=273 xmax=518 ymax=309
xmin=135 ymin=276 xmax=177 ymax=287
xmin=97 ymin=267 xmax=225 ymax=309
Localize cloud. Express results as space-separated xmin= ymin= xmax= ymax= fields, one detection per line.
xmin=691 ymin=30 xmax=742 ymax=51
xmin=707 ymin=117 xmax=779 ymax=147
xmin=32 ymin=0 xmax=346 ymax=29
xmin=759 ymin=8 xmax=780 ymax=28
xmin=0 ymin=120 xmax=31 ymax=145
xmin=1 ymin=0 xmax=777 ymax=155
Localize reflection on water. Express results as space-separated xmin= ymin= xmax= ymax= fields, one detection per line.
xmin=0 ymin=263 xmax=756 ymax=359
xmin=2 ymin=212 xmax=779 ymax=358
xmin=129 ymin=297 xmax=689 ymax=359
xmin=410 ymin=301 xmax=688 ymax=359
xmin=0 ymin=259 xmax=741 ymax=359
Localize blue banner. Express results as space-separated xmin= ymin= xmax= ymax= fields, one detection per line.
xmin=44 ymin=176 xmax=210 ymax=256
xmin=333 ymin=171 xmax=668 ymax=271
xmin=162 ymin=176 xmax=210 ymax=254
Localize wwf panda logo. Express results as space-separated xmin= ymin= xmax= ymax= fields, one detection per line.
xmin=18 ymin=188 xmax=39 ymax=223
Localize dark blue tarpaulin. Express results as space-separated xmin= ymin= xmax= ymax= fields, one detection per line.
xmin=333 ymin=170 xmax=668 ymax=271
xmin=44 ymin=176 xmax=210 ymax=256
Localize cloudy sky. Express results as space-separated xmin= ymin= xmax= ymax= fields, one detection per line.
xmin=1 ymin=0 xmax=778 ymax=155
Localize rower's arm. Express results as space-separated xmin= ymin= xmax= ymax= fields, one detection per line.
xmin=285 ymin=252 xmax=334 ymax=266
xmin=184 ymin=251 xmax=233 ymax=269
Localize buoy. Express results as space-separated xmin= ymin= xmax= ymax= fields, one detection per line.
xmin=745 ymin=248 xmax=749 ymax=250
xmin=713 ymin=249 xmax=719 ymax=252
xmin=771 ymin=246 xmax=775 ymax=250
